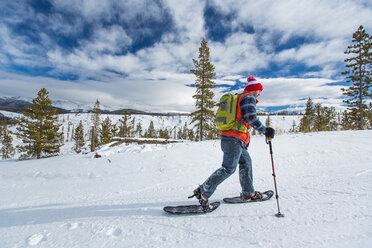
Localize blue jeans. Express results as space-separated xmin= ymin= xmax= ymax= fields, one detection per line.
xmin=200 ymin=135 xmax=254 ymax=198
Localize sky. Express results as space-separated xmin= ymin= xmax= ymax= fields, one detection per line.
xmin=0 ymin=0 xmax=371 ymax=113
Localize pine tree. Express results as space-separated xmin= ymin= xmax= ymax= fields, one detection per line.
xmin=0 ymin=118 xmax=4 ymax=140
xmin=177 ymin=127 xmax=183 ymax=140
xmin=341 ymin=110 xmax=355 ymax=130
xmin=135 ymin=122 xmax=143 ymax=137
xmin=172 ymin=126 xmax=177 ymax=139
xmin=368 ymin=103 xmax=372 ymax=128
xmin=301 ymin=102 xmax=338 ymax=132
xmin=182 ymin=122 xmax=188 ymax=140
xmin=130 ymin=117 xmax=136 ymax=137
xmin=158 ymin=128 xmax=170 ymax=139
xmin=328 ymin=107 xmax=339 ymax=131
xmin=144 ymin=121 xmax=156 ymax=138
xmin=111 ymin=124 xmax=118 ymax=138
xmin=70 ymin=125 xmax=74 ymax=142
xmin=313 ymin=104 xmax=332 ymax=131
xmin=16 ymin=88 xmax=62 ymax=159
xmin=100 ymin=116 xmax=113 ymax=145
xmin=73 ymin=120 xmax=85 ymax=153
xmin=118 ymin=111 xmax=133 ymax=138
xmin=90 ymin=99 xmax=101 ymax=151
xmin=187 ymin=128 xmax=195 ymax=141
xmin=1 ymin=119 xmax=15 ymax=160
xmin=299 ymin=97 xmax=315 ymax=132
xmin=190 ymin=38 xmax=216 ymax=141
xmin=341 ymin=25 xmax=371 ymax=130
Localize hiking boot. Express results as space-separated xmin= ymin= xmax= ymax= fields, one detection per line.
xmin=240 ymin=191 xmax=263 ymax=202
xmin=190 ymin=187 xmax=209 ymax=209
xmin=191 ymin=187 xmax=202 ymax=200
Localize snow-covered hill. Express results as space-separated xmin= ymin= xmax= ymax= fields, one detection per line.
xmin=0 ymin=110 xmax=303 ymax=158
xmin=0 ymin=130 xmax=371 ymax=247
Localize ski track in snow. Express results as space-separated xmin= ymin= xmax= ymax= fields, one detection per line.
xmin=0 ymin=130 xmax=371 ymax=247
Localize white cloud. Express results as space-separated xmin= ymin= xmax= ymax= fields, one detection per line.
xmin=211 ymin=0 xmax=372 ymax=78
xmin=0 ymin=25 xmax=48 ymax=68
xmin=164 ymin=0 xmax=205 ymax=42
xmin=234 ymin=0 xmax=372 ymax=41
xmin=80 ymin=25 xmax=132 ymax=55
xmin=257 ymin=77 xmax=345 ymax=111
xmin=210 ymin=32 xmax=270 ymax=75
xmin=0 ymin=71 xmax=347 ymax=113
xmin=1 ymin=0 xmax=370 ymax=113
xmin=275 ymin=39 xmax=346 ymax=66
xmin=0 ymin=70 xmax=196 ymax=112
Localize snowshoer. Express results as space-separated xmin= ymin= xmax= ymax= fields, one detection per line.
xmin=191 ymin=76 xmax=275 ymax=208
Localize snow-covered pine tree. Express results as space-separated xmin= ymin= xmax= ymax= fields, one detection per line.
xmin=16 ymin=88 xmax=62 ymax=159
xmin=73 ymin=120 xmax=85 ymax=153
xmin=190 ymin=38 xmax=216 ymax=141
xmin=1 ymin=119 xmax=15 ymax=160
xmin=341 ymin=25 xmax=371 ymax=130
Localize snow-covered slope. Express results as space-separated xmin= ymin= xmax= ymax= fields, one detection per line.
xmin=0 ymin=110 xmax=303 ymax=158
xmin=0 ymin=130 xmax=371 ymax=247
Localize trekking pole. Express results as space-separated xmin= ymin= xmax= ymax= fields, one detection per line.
xmin=266 ymin=137 xmax=284 ymax=218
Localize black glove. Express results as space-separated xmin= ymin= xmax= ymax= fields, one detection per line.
xmin=265 ymin=127 xmax=275 ymax=139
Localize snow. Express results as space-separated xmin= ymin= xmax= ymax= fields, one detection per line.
xmin=0 ymin=129 xmax=371 ymax=248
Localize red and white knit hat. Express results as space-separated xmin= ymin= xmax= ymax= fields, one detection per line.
xmin=244 ymin=76 xmax=263 ymax=92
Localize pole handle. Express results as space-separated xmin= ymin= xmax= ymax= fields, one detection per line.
xmin=265 ymin=136 xmax=273 ymax=144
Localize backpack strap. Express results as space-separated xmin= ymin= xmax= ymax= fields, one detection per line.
xmin=235 ymin=93 xmax=251 ymax=134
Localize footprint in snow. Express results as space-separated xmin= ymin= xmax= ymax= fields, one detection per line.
xmin=64 ymin=222 xmax=82 ymax=230
xmin=27 ymin=234 xmax=46 ymax=246
xmin=106 ymin=227 xmax=122 ymax=237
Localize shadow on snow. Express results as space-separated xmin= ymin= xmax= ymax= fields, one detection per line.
xmin=0 ymin=200 xmax=198 ymax=228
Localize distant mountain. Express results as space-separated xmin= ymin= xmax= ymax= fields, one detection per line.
xmin=110 ymin=109 xmax=189 ymax=116
xmin=0 ymin=97 xmax=69 ymax=114
xmin=52 ymin=99 xmax=116 ymax=113
xmin=0 ymin=97 xmax=33 ymax=113
xmin=0 ymin=97 xmax=190 ymax=116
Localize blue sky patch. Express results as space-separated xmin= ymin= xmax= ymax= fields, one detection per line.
xmin=204 ymin=4 xmax=235 ymax=42
xmin=204 ymin=3 xmax=255 ymax=43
